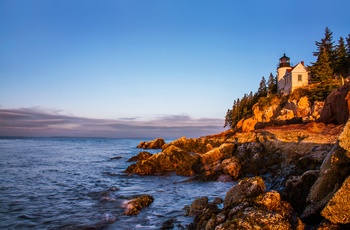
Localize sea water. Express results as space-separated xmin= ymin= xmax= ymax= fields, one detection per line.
xmin=0 ymin=137 xmax=234 ymax=229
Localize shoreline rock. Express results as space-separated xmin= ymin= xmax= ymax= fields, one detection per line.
xmin=188 ymin=177 xmax=294 ymax=230
xmin=127 ymin=151 xmax=152 ymax=162
xmin=137 ymin=138 xmax=165 ymax=149
xmin=127 ymin=119 xmax=349 ymax=228
xmin=123 ymin=195 xmax=154 ymax=215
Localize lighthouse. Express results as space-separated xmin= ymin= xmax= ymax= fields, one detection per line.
xmin=277 ymin=53 xmax=292 ymax=93
xmin=276 ymin=53 xmax=309 ymax=94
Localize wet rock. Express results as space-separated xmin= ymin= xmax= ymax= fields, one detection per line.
xmin=321 ymin=176 xmax=350 ymax=224
xmin=186 ymin=197 xmax=209 ymax=216
xmin=189 ymin=177 xmax=294 ymax=230
xmin=224 ymin=177 xmax=265 ymax=208
xmin=187 ymin=199 xmax=221 ymax=230
xmin=123 ymin=195 xmax=154 ymax=215
xmin=137 ymin=138 xmax=165 ymax=149
xmin=217 ymin=174 xmax=233 ymax=182
xmin=161 ymin=218 xmax=175 ymax=230
xmin=109 ymin=156 xmax=122 ymax=160
xmin=125 ymin=145 xmax=201 ymax=176
xmin=87 ymin=187 xmax=119 ymax=201
xmin=282 ymin=170 xmax=320 ymax=213
xmin=127 ymin=151 xmax=152 ymax=162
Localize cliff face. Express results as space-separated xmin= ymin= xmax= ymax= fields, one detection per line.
xmin=319 ymin=81 xmax=350 ymax=124
xmin=237 ymin=81 xmax=350 ymax=132
xmin=237 ymin=96 xmax=324 ymax=132
xmin=301 ymin=118 xmax=350 ymax=225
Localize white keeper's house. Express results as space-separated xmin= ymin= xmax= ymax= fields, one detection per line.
xmin=277 ymin=53 xmax=309 ymax=94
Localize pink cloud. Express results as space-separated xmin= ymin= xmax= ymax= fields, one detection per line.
xmin=0 ymin=108 xmax=225 ymax=139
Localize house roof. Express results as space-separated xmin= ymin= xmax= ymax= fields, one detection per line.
xmin=283 ymin=61 xmax=307 ymax=78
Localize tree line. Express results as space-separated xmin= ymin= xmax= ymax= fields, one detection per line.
xmin=309 ymin=27 xmax=350 ymax=82
xmin=224 ymin=73 xmax=277 ymax=128
xmin=224 ymin=27 xmax=350 ymax=129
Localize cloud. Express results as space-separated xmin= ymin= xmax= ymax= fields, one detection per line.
xmin=0 ymin=108 xmax=225 ymax=139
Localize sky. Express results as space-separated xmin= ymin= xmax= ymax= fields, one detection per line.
xmin=1 ymin=0 xmax=349 ymax=138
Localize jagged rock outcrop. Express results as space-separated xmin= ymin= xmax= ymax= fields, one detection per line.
xmin=319 ymin=81 xmax=350 ymax=124
xmin=239 ymin=96 xmax=324 ymax=132
xmin=199 ymin=143 xmax=241 ymax=180
xmin=312 ymin=101 xmax=325 ymax=121
xmin=188 ymin=177 xmax=294 ymax=230
xmin=127 ymin=123 xmax=341 ymax=185
xmin=282 ymin=170 xmax=320 ymax=213
xmin=127 ymin=151 xmax=152 ymax=162
xmin=321 ymin=175 xmax=350 ymax=224
xmin=123 ymin=195 xmax=154 ymax=215
xmin=125 ymin=145 xmax=201 ymax=176
xmin=162 ymin=136 xmax=223 ymax=154
xmin=302 ymin=118 xmax=350 ymax=225
xmin=137 ymin=138 xmax=165 ymax=149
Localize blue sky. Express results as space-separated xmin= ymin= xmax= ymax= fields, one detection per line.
xmin=1 ymin=0 xmax=349 ymax=138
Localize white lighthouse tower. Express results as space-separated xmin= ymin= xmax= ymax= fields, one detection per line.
xmin=277 ymin=53 xmax=292 ymax=93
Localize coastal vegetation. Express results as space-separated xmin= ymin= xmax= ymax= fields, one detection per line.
xmin=224 ymin=27 xmax=350 ymax=129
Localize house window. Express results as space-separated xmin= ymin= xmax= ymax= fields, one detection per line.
xmin=298 ymin=74 xmax=302 ymax=81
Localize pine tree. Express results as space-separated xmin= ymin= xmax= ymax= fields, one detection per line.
xmin=224 ymin=109 xmax=232 ymax=128
xmin=312 ymin=47 xmax=333 ymax=82
xmin=334 ymin=37 xmax=348 ymax=78
xmin=267 ymin=72 xmax=277 ymax=94
xmin=258 ymin=76 xmax=267 ymax=97
xmin=309 ymin=27 xmax=335 ymax=82
xmin=313 ymin=27 xmax=335 ymax=67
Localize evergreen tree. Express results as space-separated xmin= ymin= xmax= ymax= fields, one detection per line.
xmin=309 ymin=27 xmax=335 ymax=82
xmin=257 ymin=76 xmax=267 ymax=97
xmin=313 ymin=27 xmax=335 ymax=67
xmin=267 ymin=72 xmax=277 ymax=94
xmin=312 ymin=48 xmax=333 ymax=82
xmin=334 ymin=37 xmax=348 ymax=78
xmin=224 ymin=109 xmax=232 ymax=128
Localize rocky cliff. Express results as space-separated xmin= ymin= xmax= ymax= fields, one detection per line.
xmin=236 ymin=81 xmax=350 ymax=132
xmin=319 ymin=81 xmax=350 ymax=124
xmin=124 ymin=83 xmax=350 ymax=229
xmin=187 ymin=119 xmax=350 ymax=229
xmin=125 ymin=121 xmax=348 ymax=227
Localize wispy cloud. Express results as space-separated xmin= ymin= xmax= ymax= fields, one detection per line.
xmin=0 ymin=108 xmax=225 ymax=138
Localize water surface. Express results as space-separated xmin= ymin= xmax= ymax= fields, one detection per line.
xmin=0 ymin=137 xmax=234 ymax=229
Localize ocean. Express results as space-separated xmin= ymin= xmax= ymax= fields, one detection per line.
xmin=0 ymin=137 xmax=234 ymax=229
